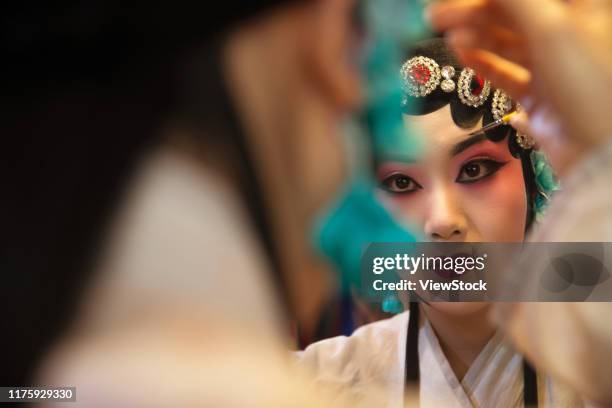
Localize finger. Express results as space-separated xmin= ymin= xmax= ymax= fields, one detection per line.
xmin=490 ymin=0 xmax=568 ymax=36
xmin=508 ymin=110 xmax=532 ymax=136
xmin=569 ymin=0 xmax=612 ymax=7
xmin=425 ymin=0 xmax=513 ymax=32
xmin=527 ymin=104 xmax=582 ymax=177
xmin=451 ymin=48 xmax=532 ymax=100
xmin=427 ymin=0 xmax=567 ymax=44
xmin=446 ymin=26 xmax=530 ymax=68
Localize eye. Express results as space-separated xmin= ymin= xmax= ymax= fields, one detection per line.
xmin=380 ymin=173 xmax=422 ymax=194
xmin=456 ymin=159 xmax=507 ymax=183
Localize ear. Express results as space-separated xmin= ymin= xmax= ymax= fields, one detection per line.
xmin=301 ymin=0 xmax=363 ymax=110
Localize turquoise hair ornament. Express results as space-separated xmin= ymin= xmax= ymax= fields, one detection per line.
xmin=361 ymin=0 xmax=430 ymax=159
xmin=311 ymin=0 xmax=430 ymax=315
xmin=313 ymin=176 xmax=420 ymax=295
xmin=382 ymin=294 xmax=405 ymax=314
xmin=531 ymin=150 xmax=560 ymax=222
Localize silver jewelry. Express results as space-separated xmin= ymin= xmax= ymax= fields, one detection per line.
xmin=516 ymin=133 xmax=536 ymax=149
xmin=491 ymin=89 xmax=513 ymax=121
xmin=457 ymin=67 xmax=491 ymax=107
xmin=440 ymin=65 xmax=456 ymax=93
xmin=493 ymin=96 xmax=534 ymax=149
xmin=400 ymin=56 xmax=441 ymax=98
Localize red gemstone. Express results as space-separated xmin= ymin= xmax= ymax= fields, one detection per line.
xmin=410 ymin=63 xmax=431 ymax=85
xmin=471 ymin=75 xmax=485 ymax=95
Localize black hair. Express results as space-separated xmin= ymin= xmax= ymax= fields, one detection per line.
xmin=402 ymin=38 xmax=510 ymax=139
xmin=401 ymin=38 xmax=537 ymax=230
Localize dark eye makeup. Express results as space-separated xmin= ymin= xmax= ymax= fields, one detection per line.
xmin=380 ymin=172 xmax=422 ymax=194
xmin=455 ymin=158 xmax=508 ymax=184
xmin=378 ymin=158 xmax=508 ymax=194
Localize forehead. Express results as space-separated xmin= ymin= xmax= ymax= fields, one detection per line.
xmin=404 ymin=105 xmax=483 ymax=156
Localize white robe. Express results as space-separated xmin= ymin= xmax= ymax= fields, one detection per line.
xmin=297 ymin=311 xmax=582 ymax=407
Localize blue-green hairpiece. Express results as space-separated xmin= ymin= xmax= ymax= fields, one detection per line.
xmin=531 ymin=149 xmax=560 ymax=222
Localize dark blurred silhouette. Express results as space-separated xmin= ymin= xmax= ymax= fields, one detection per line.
xmin=1 ymin=0 xmax=297 ymax=386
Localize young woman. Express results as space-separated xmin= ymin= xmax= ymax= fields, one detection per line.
xmin=296 ymin=39 xmax=579 ymax=407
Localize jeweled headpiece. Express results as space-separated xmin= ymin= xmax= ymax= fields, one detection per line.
xmin=400 ymin=55 xmax=535 ymax=150
xmin=401 ymin=55 xmax=491 ymax=105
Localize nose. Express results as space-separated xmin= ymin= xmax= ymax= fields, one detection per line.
xmin=424 ymin=187 xmax=467 ymax=241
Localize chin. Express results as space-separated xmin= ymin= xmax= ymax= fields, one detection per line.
xmin=427 ymin=301 xmax=490 ymax=316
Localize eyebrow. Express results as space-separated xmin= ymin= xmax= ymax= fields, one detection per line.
xmin=450 ymin=133 xmax=488 ymax=157
xmin=374 ymin=132 xmax=496 ymax=164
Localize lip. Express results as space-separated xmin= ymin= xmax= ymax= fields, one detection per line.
xmin=429 ymin=252 xmax=472 ymax=280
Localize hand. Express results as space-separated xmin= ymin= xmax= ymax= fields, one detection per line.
xmin=508 ymin=108 xmax=585 ymax=177
xmin=426 ymin=0 xmax=612 ymax=175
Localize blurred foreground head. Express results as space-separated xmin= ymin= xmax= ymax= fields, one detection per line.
xmin=1 ymin=0 xmax=361 ymax=386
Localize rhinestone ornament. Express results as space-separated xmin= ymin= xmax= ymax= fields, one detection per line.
xmin=440 ymin=65 xmax=456 ymax=93
xmin=492 ymin=89 xmax=513 ymax=121
xmin=457 ymin=68 xmax=491 ymax=107
xmin=516 ymin=133 xmax=536 ymax=149
xmin=401 ymin=56 xmax=441 ymax=97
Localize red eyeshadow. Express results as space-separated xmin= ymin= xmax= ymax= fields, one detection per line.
xmin=455 ymin=140 xmax=511 ymax=164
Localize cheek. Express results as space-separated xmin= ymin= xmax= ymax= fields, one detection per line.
xmin=461 ymin=161 xmax=527 ymax=242
xmin=378 ymin=191 xmax=428 ymax=232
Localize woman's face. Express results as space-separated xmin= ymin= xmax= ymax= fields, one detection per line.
xmin=377 ymin=105 xmax=527 ymax=316
xmin=377 ymin=105 xmax=527 ymax=243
